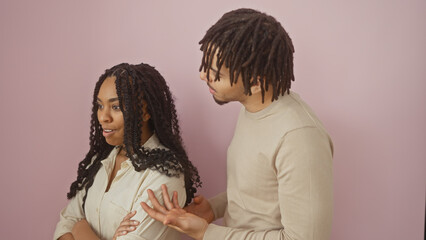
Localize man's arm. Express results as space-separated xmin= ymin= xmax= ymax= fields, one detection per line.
xmin=142 ymin=127 xmax=333 ymax=240
xmin=204 ymin=127 xmax=333 ymax=239
xmin=206 ymin=192 xmax=227 ymax=221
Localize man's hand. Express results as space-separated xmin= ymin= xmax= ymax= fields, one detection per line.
xmin=112 ymin=211 xmax=140 ymax=239
xmin=184 ymin=195 xmax=215 ymax=223
xmin=141 ymin=184 xmax=209 ymax=240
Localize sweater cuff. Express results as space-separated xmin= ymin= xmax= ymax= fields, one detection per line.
xmin=203 ymin=224 xmax=229 ymax=240
xmin=207 ymin=192 xmax=227 ymax=220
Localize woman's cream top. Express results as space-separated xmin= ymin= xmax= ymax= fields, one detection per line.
xmin=54 ymin=134 xmax=186 ymax=240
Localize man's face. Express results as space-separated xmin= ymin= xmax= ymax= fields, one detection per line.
xmin=199 ymin=54 xmax=247 ymax=105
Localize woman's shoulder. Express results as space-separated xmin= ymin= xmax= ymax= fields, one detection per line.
xmin=143 ymin=133 xmax=167 ymax=150
xmin=143 ymin=166 xmax=185 ymax=185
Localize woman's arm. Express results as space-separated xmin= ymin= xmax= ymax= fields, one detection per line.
xmin=71 ymin=219 xmax=100 ymax=240
xmin=54 ymin=189 xmax=87 ymax=240
xmin=58 ymin=233 xmax=75 ymax=240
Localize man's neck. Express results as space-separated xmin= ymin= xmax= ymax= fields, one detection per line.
xmin=240 ymin=90 xmax=274 ymax=113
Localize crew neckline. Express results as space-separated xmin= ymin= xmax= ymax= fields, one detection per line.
xmin=244 ymin=92 xmax=290 ymax=120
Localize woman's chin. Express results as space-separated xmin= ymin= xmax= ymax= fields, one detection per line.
xmin=105 ymin=139 xmax=123 ymax=147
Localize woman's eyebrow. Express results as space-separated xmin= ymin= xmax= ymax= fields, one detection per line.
xmin=96 ymin=97 xmax=119 ymax=103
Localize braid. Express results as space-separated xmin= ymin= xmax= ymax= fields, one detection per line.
xmin=67 ymin=63 xmax=201 ymax=209
xmin=199 ymin=8 xmax=295 ymax=102
xmin=67 ymin=70 xmax=115 ymax=210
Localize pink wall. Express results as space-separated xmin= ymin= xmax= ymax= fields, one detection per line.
xmin=1 ymin=0 xmax=424 ymax=239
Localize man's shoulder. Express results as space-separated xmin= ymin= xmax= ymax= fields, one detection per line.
xmin=272 ymin=92 xmax=324 ymax=131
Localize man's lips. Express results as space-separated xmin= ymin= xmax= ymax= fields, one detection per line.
xmin=207 ymin=84 xmax=216 ymax=94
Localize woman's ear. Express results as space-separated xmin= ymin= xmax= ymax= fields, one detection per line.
xmin=142 ymin=113 xmax=151 ymax=122
xmin=142 ymin=100 xmax=151 ymax=122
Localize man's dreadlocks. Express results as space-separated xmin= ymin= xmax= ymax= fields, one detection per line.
xmin=199 ymin=8 xmax=295 ymax=102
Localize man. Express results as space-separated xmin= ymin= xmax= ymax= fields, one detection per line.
xmin=136 ymin=8 xmax=333 ymax=240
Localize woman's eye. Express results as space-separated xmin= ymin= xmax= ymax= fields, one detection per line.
xmin=97 ymin=103 xmax=103 ymax=109
xmin=112 ymin=105 xmax=121 ymax=111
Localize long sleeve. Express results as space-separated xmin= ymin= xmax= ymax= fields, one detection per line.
xmin=203 ymin=127 xmax=333 ymax=240
xmin=207 ymin=192 xmax=227 ymax=220
xmin=53 ymin=189 xmax=86 ymax=240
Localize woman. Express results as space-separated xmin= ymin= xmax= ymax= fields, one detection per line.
xmin=54 ymin=62 xmax=201 ymax=240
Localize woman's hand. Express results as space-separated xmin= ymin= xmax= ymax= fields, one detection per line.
xmin=112 ymin=210 xmax=140 ymax=240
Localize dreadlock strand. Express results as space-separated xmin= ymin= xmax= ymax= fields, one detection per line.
xmin=199 ymin=8 xmax=295 ymax=102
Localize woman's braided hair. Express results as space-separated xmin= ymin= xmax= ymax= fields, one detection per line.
xmin=67 ymin=63 xmax=201 ymax=209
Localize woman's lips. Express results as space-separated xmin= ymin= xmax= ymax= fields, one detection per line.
xmin=103 ymin=129 xmax=115 ymax=137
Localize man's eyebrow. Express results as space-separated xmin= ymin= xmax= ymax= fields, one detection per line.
xmin=96 ymin=97 xmax=119 ymax=102
xmin=210 ymin=68 xmax=223 ymax=76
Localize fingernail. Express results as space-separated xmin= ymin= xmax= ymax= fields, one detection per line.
xmin=133 ymin=221 xmax=140 ymax=224
xmin=130 ymin=226 xmax=135 ymax=230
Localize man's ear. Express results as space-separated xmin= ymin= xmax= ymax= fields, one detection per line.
xmin=250 ymin=76 xmax=263 ymax=94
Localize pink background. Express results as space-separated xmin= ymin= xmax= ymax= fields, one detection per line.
xmin=1 ymin=0 xmax=425 ymax=239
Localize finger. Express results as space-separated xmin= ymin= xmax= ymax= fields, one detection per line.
xmin=172 ymin=191 xmax=181 ymax=209
xmin=141 ymin=201 xmax=166 ymax=222
xmin=161 ymin=184 xmax=174 ymax=210
xmin=123 ymin=210 xmax=137 ymax=221
xmin=116 ymin=225 xmax=137 ymax=233
xmin=147 ymin=189 xmax=168 ymax=214
xmin=124 ymin=225 xmax=137 ymax=232
xmin=193 ymin=195 xmax=203 ymax=204
xmin=120 ymin=220 xmax=140 ymax=226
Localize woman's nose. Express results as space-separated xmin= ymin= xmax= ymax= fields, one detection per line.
xmin=99 ymin=110 xmax=112 ymax=123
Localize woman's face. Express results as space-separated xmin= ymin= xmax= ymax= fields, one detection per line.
xmin=96 ymin=76 xmax=125 ymax=146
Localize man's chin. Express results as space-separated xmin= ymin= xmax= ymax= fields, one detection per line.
xmin=213 ymin=97 xmax=229 ymax=105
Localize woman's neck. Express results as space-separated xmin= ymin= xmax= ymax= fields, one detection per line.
xmin=140 ymin=125 xmax=154 ymax=145
xmin=117 ymin=126 xmax=153 ymax=157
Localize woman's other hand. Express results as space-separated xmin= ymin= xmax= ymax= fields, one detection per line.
xmin=112 ymin=210 xmax=140 ymax=240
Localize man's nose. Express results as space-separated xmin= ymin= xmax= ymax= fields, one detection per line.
xmin=200 ymin=71 xmax=208 ymax=82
